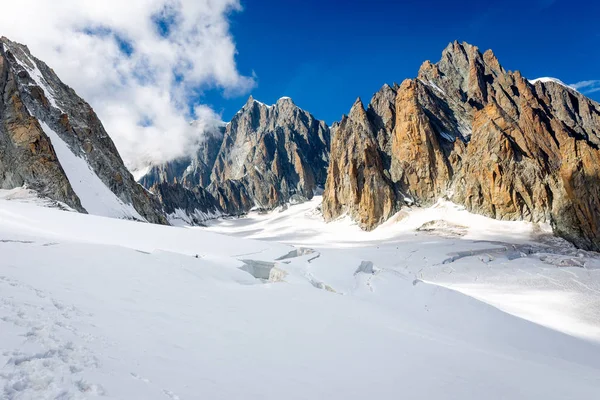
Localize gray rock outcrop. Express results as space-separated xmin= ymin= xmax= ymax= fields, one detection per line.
xmin=140 ymin=96 xmax=331 ymax=215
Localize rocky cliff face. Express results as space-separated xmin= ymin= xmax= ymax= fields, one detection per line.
xmin=0 ymin=38 xmax=82 ymax=210
xmin=0 ymin=37 xmax=167 ymax=223
xmin=149 ymin=182 xmax=222 ymax=225
xmin=324 ymin=41 xmax=600 ymax=251
xmin=322 ymin=99 xmax=395 ymax=229
xmin=211 ymin=96 xmax=330 ymax=211
xmin=139 ymin=125 xmax=225 ymax=189
xmin=141 ymin=96 xmax=330 ymax=215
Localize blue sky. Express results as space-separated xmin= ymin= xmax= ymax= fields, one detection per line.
xmin=202 ymin=0 xmax=600 ymax=124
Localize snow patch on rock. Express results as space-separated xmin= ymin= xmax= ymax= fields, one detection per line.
xmin=530 ymin=77 xmax=578 ymax=92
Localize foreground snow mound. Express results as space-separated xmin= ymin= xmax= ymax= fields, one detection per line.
xmin=2 ymin=198 xmax=600 ymax=399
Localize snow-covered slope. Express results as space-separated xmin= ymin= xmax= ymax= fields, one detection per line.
xmin=208 ymin=197 xmax=600 ymax=341
xmin=39 ymin=122 xmax=145 ymax=221
xmin=1 ymin=197 xmax=600 ymax=399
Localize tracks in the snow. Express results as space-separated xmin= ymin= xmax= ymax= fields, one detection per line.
xmin=0 ymin=275 xmax=105 ymax=399
xmin=0 ymin=274 xmax=184 ymax=399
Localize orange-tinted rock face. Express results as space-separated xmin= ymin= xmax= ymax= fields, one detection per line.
xmin=322 ymin=99 xmax=395 ymax=230
xmin=323 ymin=41 xmax=600 ymax=251
xmin=389 ymin=79 xmax=452 ymax=201
xmin=0 ymin=43 xmax=82 ymax=210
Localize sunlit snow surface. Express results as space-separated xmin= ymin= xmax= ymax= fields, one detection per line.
xmin=209 ymin=197 xmax=600 ymax=340
xmin=1 ymin=195 xmax=600 ymax=399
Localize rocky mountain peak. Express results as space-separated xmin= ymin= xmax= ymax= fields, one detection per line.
xmin=140 ymin=93 xmax=330 ymax=218
xmin=482 ymin=49 xmax=503 ymax=73
xmin=0 ymin=36 xmax=166 ymax=223
xmin=323 ymin=40 xmax=600 ymax=251
xmin=417 ymin=60 xmax=440 ymax=80
xmin=442 ymin=40 xmax=480 ymax=59
xmin=422 ymin=41 xmax=503 ymax=103
xmin=276 ymin=96 xmax=294 ymax=105
xmin=439 ymin=40 xmax=471 ymax=70
xmin=367 ymin=84 xmax=398 ymax=152
xmin=370 ymin=84 xmax=397 ymax=105
xmin=238 ymin=95 xmax=303 ymax=127
xmin=348 ymin=97 xmax=368 ymax=121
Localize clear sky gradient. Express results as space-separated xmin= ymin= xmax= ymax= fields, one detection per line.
xmin=202 ymin=0 xmax=600 ymax=124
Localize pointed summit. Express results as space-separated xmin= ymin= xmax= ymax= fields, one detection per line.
xmin=483 ymin=49 xmax=504 ymax=74
xmin=439 ymin=40 xmax=482 ymax=68
xmin=348 ymin=97 xmax=367 ymax=121
xmin=442 ymin=40 xmax=466 ymax=57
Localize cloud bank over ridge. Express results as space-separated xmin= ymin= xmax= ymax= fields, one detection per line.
xmin=0 ymin=0 xmax=254 ymax=170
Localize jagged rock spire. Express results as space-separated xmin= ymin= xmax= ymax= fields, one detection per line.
xmin=323 ymin=40 xmax=600 ymax=251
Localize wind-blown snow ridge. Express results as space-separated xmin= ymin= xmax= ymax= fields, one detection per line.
xmin=529 ymin=77 xmax=578 ymax=92
xmin=0 ymin=187 xmax=75 ymax=211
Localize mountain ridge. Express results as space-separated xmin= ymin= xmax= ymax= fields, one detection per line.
xmin=2 ymin=35 xmax=600 ymax=251
xmin=323 ymin=40 xmax=600 ymax=251
xmin=0 ymin=36 xmax=167 ymax=223
xmin=139 ymin=94 xmax=331 ymax=220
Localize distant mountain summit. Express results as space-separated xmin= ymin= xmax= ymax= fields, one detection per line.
xmin=0 ymin=37 xmax=166 ymax=223
xmin=323 ymin=41 xmax=600 ymax=251
xmin=139 ymin=123 xmax=225 ymax=190
xmin=140 ymin=95 xmax=330 ymax=217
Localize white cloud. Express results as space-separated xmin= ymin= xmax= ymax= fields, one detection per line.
xmin=0 ymin=0 xmax=254 ymax=170
xmin=570 ymin=80 xmax=600 ymax=94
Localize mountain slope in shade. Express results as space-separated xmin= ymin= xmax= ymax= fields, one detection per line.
xmin=140 ymin=96 xmax=330 ymax=217
xmin=324 ymin=41 xmax=600 ymax=251
xmin=149 ymin=181 xmax=223 ymax=226
xmin=0 ymin=37 xmax=167 ymax=223
xmin=139 ymin=124 xmax=225 ymax=190
xmin=210 ymin=96 xmax=330 ymax=211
